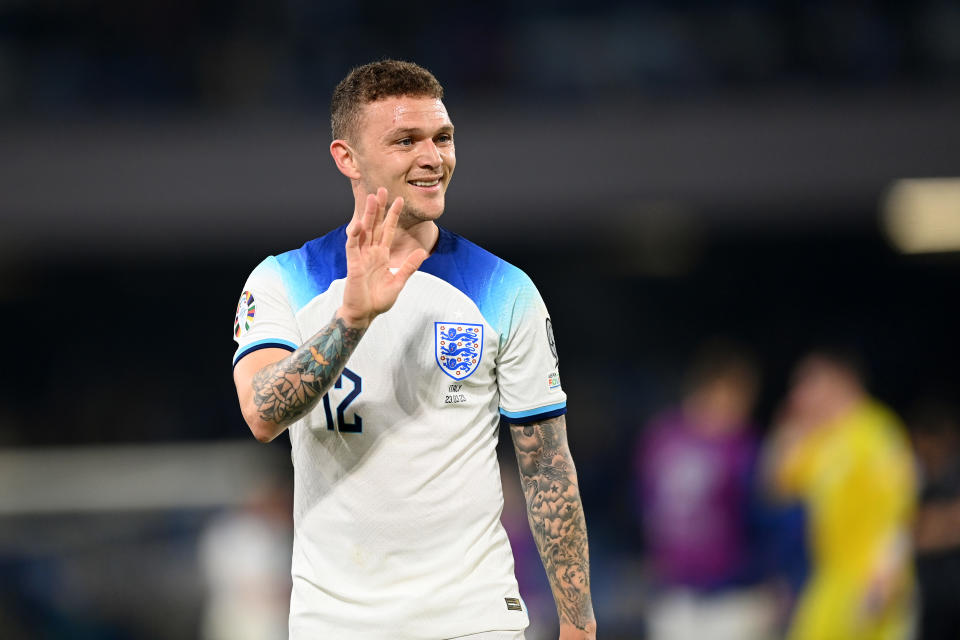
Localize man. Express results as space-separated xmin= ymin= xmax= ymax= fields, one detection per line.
xmin=231 ymin=60 xmax=596 ymax=640
xmin=764 ymin=348 xmax=915 ymax=640
xmin=636 ymin=342 xmax=776 ymax=640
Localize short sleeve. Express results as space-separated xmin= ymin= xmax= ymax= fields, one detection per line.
xmin=496 ymin=274 xmax=567 ymax=424
xmin=232 ymin=256 xmax=302 ymax=367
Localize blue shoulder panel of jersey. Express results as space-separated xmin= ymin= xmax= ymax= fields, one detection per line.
xmin=272 ymin=225 xmax=530 ymax=337
xmin=420 ymin=227 xmax=531 ymax=338
xmin=273 ymin=225 xmax=349 ymax=312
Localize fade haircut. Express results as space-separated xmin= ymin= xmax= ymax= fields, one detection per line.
xmin=331 ymin=60 xmax=444 ymax=142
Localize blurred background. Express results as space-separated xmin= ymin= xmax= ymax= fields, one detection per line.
xmin=1 ymin=0 xmax=959 ymax=638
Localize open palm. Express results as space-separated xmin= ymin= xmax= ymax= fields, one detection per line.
xmin=339 ymin=187 xmax=427 ymax=328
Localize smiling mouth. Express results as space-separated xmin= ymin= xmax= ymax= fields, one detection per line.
xmin=408 ymin=178 xmax=441 ymax=187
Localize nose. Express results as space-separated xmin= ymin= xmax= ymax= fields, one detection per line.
xmin=417 ymin=140 xmax=443 ymax=168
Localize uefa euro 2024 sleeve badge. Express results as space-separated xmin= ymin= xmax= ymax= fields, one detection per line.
xmin=234 ymin=291 xmax=256 ymax=337
xmin=435 ymin=322 xmax=483 ymax=380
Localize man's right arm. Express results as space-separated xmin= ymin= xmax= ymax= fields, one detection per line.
xmin=234 ymin=313 xmax=366 ymax=442
xmin=233 ymin=187 xmax=425 ymax=443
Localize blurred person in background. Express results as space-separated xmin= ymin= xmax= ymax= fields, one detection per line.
xmin=199 ymin=478 xmax=293 ymax=640
xmin=634 ymin=341 xmax=778 ymax=640
xmin=764 ymin=347 xmax=916 ymax=640
xmin=230 ymin=60 xmax=594 ymax=639
xmin=910 ymin=399 xmax=960 ymax=640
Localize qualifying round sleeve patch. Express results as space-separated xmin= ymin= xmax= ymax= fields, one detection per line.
xmin=545 ymin=317 xmax=558 ymax=368
xmin=234 ymin=291 xmax=256 ymax=337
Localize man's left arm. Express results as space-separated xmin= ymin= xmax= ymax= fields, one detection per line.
xmin=509 ymin=414 xmax=596 ymax=639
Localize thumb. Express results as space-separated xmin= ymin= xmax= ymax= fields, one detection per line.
xmin=394 ymin=248 xmax=427 ymax=284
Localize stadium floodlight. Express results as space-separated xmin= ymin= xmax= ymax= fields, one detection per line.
xmin=882 ymin=178 xmax=960 ymax=254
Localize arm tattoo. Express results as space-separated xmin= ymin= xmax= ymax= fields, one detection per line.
xmin=510 ymin=415 xmax=595 ymax=630
xmin=250 ymin=315 xmax=365 ymax=426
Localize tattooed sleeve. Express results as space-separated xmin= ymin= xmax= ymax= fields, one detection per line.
xmin=250 ymin=314 xmax=365 ymax=427
xmin=509 ymin=415 xmax=595 ymax=630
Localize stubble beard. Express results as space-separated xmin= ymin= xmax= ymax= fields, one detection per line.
xmin=356 ymin=174 xmax=446 ymax=229
xmin=398 ymin=199 xmax=444 ymax=229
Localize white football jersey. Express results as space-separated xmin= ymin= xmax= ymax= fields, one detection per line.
xmin=232 ymin=225 xmax=566 ymax=639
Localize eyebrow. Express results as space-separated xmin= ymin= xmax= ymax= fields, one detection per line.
xmin=382 ymin=124 xmax=455 ymax=141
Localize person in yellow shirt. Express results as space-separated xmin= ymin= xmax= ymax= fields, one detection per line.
xmin=764 ymin=348 xmax=916 ymax=640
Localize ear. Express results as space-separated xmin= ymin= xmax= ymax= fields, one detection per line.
xmin=330 ymin=139 xmax=361 ymax=180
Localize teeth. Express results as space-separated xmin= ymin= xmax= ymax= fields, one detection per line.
xmin=411 ymin=179 xmax=439 ymax=187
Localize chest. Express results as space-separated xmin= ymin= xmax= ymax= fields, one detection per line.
xmin=292 ymin=275 xmax=501 ymax=435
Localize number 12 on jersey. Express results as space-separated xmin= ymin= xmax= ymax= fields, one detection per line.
xmin=322 ymin=368 xmax=362 ymax=433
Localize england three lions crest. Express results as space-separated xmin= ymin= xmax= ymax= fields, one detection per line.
xmin=435 ymin=322 xmax=483 ymax=380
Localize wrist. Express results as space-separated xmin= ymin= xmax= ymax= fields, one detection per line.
xmin=559 ymin=621 xmax=596 ymax=640
xmin=335 ymin=307 xmax=373 ymax=330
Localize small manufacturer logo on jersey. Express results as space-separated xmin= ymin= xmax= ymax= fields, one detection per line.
xmin=505 ymin=597 xmax=523 ymax=611
xmin=234 ymin=291 xmax=256 ymax=337
xmin=435 ymin=322 xmax=483 ymax=380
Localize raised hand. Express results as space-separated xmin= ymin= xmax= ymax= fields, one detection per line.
xmin=339 ymin=187 xmax=427 ymax=328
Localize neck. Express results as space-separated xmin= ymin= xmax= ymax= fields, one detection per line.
xmin=391 ymin=218 xmax=439 ymax=265
xmin=812 ymin=389 xmax=864 ymax=429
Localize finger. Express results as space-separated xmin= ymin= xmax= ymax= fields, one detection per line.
xmin=344 ymin=217 xmax=364 ymax=274
xmin=380 ymin=197 xmax=404 ymax=249
xmin=373 ymin=187 xmax=389 ymax=245
xmin=393 ymin=247 xmax=427 ymax=284
xmin=346 ymin=198 xmax=364 ymax=236
xmin=345 ymin=209 xmax=362 ymax=249
xmin=361 ymin=192 xmax=378 ymax=246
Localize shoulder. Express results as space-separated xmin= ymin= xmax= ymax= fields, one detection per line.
xmin=424 ymin=228 xmax=549 ymax=340
xmin=860 ymin=400 xmax=911 ymax=453
xmin=274 ymin=225 xmax=348 ymax=276
xmin=424 ymin=227 xmax=534 ymax=289
xmin=421 ymin=228 xmax=541 ymax=332
xmin=264 ymin=225 xmax=349 ymax=311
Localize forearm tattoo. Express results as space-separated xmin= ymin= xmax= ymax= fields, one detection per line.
xmin=250 ymin=315 xmax=365 ymax=426
xmin=510 ymin=415 xmax=595 ymax=630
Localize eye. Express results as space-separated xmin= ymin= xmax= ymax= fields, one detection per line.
xmin=436 ymin=133 xmax=453 ymax=144
xmin=396 ymin=137 xmax=413 ymax=147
